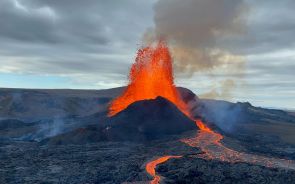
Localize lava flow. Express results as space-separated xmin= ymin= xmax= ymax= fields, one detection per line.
xmin=108 ymin=41 xmax=295 ymax=184
xmin=181 ymin=121 xmax=295 ymax=170
xmin=146 ymin=156 xmax=182 ymax=184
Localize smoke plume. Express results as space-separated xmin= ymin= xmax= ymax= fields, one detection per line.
xmin=144 ymin=0 xmax=249 ymax=100
xmin=199 ymin=100 xmax=244 ymax=132
xmin=199 ymin=79 xmax=237 ymax=100
xmin=145 ymin=0 xmax=248 ymax=72
xmin=29 ymin=117 xmax=66 ymax=141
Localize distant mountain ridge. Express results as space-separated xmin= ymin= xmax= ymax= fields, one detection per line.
xmin=0 ymin=87 xmax=195 ymax=121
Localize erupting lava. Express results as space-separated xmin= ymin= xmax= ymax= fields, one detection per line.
xmin=108 ymin=41 xmax=188 ymax=117
xmin=108 ymin=41 xmax=295 ymax=184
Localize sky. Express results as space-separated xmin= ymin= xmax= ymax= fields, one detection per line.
xmin=0 ymin=0 xmax=294 ymax=109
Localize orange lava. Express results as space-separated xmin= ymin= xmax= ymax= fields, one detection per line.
xmin=181 ymin=127 xmax=295 ymax=169
xmin=107 ymin=41 xmax=295 ymax=184
xmin=108 ymin=41 xmax=188 ymax=117
xmin=195 ymin=119 xmax=213 ymax=133
xmin=146 ymin=156 xmax=181 ymax=184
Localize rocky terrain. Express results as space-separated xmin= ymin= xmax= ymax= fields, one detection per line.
xmin=1 ymin=87 xmax=295 ymax=183
xmin=158 ymin=156 xmax=295 ymax=184
xmin=0 ymin=139 xmax=200 ymax=184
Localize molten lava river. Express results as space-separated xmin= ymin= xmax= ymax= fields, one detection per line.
xmin=108 ymin=41 xmax=295 ymax=184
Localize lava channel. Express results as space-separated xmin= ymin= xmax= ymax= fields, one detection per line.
xmin=145 ymin=120 xmax=295 ymax=184
xmin=181 ymin=120 xmax=295 ymax=170
xmin=146 ymin=156 xmax=182 ymax=184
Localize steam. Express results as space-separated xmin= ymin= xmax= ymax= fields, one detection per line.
xmin=144 ymin=0 xmax=249 ymax=100
xmin=40 ymin=117 xmax=65 ymax=138
xmin=31 ymin=117 xmax=65 ymax=141
xmin=199 ymin=79 xmax=237 ymax=100
xmin=198 ymin=100 xmax=244 ymax=132
xmin=145 ymin=0 xmax=247 ymax=72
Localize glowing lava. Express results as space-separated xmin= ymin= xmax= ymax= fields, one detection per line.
xmin=181 ymin=124 xmax=295 ymax=170
xmin=108 ymin=41 xmax=188 ymax=117
xmin=146 ymin=156 xmax=182 ymax=184
xmin=108 ymin=41 xmax=295 ymax=184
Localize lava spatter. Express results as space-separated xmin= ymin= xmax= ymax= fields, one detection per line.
xmin=108 ymin=41 xmax=188 ymax=117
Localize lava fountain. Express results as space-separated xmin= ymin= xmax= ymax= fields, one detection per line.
xmin=108 ymin=41 xmax=295 ymax=184
xmin=108 ymin=41 xmax=188 ymax=117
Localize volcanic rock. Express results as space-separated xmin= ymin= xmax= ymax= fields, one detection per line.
xmin=157 ymin=157 xmax=295 ymax=184
xmin=177 ymin=87 xmax=198 ymax=104
xmin=45 ymin=96 xmax=197 ymax=144
xmin=106 ymin=96 xmax=198 ymax=141
xmin=0 ymin=119 xmax=37 ymax=140
xmin=41 ymin=125 xmax=107 ymax=145
xmin=0 ymin=119 xmax=30 ymax=130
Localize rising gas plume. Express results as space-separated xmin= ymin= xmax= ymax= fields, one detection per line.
xmin=199 ymin=79 xmax=237 ymax=100
xmin=145 ymin=0 xmax=248 ymax=74
xmin=144 ymin=0 xmax=248 ymax=101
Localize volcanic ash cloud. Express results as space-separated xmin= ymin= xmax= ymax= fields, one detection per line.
xmin=145 ymin=0 xmax=248 ymax=73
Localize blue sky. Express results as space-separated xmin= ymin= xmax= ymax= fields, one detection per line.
xmin=0 ymin=0 xmax=294 ymax=110
xmin=0 ymin=73 xmax=71 ymax=89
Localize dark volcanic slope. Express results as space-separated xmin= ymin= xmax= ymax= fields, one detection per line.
xmin=107 ymin=96 xmax=197 ymax=141
xmin=45 ymin=96 xmax=197 ymax=144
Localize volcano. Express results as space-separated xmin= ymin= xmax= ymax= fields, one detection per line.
xmin=105 ymin=41 xmax=295 ymax=184
xmin=107 ymin=96 xmax=197 ymax=141
xmin=44 ymin=96 xmax=197 ymax=145
xmin=2 ymin=87 xmax=295 ymax=184
xmin=2 ymin=41 xmax=295 ymax=184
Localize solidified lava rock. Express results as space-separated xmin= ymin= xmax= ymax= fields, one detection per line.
xmin=157 ymin=157 xmax=295 ymax=184
xmin=41 ymin=125 xmax=108 ymax=145
xmin=45 ymin=96 xmax=197 ymax=144
xmin=106 ymin=96 xmax=197 ymax=141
